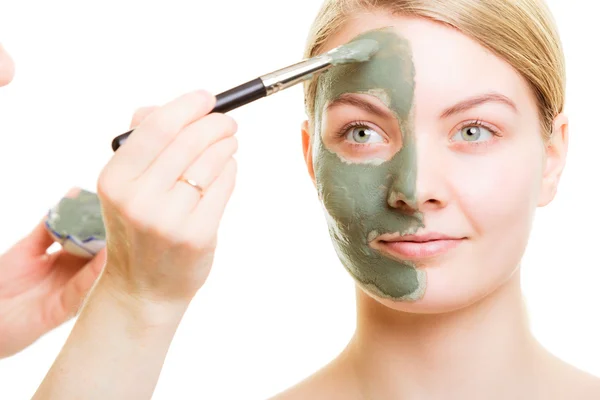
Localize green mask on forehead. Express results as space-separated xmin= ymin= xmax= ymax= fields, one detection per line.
xmin=312 ymin=28 xmax=426 ymax=301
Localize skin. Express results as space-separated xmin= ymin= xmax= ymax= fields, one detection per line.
xmin=303 ymin=14 xmax=569 ymax=316
xmin=0 ymin=44 xmax=15 ymax=86
xmin=34 ymin=92 xmax=239 ymax=399
xmin=274 ymin=12 xmax=600 ymax=399
xmin=313 ymin=28 xmax=425 ymax=301
xmin=0 ymin=44 xmax=106 ymax=359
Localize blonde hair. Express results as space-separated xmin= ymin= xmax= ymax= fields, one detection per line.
xmin=303 ymin=0 xmax=565 ymax=139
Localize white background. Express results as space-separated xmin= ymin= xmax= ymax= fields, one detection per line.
xmin=0 ymin=1 xmax=598 ymax=399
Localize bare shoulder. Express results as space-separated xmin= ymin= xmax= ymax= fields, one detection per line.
xmin=267 ymin=357 xmax=361 ymax=400
xmin=540 ymin=353 xmax=600 ymax=399
xmin=558 ymin=366 xmax=600 ymax=399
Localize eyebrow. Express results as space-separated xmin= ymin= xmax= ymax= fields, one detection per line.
xmin=440 ymin=92 xmax=518 ymax=118
xmin=326 ymin=94 xmax=392 ymax=119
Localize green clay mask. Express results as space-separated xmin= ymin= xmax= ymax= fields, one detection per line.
xmin=47 ymin=189 xmax=105 ymax=241
xmin=328 ymin=38 xmax=380 ymax=65
xmin=312 ymin=28 xmax=426 ymax=301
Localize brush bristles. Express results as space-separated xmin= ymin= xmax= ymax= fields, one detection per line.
xmin=327 ymin=38 xmax=380 ymax=65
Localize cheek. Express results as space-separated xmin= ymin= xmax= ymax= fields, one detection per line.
xmin=413 ymin=141 xmax=544 ymax=311
xmin=315 ymin=152 xmax=387 ymax=222
xmin=451 ymin=142 xmax=543 ymax=237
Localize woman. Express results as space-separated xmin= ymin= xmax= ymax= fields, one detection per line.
xmin=33 ymin=0 xmax=600 ymax=399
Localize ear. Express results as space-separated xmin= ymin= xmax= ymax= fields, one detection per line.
xmin=538 ymin=113 xmax=569 ymax=207
xmin=302 ymin=120 xmax=317 ymax=187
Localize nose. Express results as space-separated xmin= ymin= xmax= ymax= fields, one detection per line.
xmin=0 ymin=43 xmax=15 ymax=87
xmin=386 ymin=147 xmax=419 ymax=213
xmin=387 ymin=189 xmax=418 ymax=214
xmin=387 ymin=138 xmax=448 ymax=214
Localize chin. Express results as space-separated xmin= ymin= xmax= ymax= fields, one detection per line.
xmin=359 ymin=260 xmax=521 ymax=315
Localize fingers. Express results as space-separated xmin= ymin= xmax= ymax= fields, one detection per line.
xmin=169 ymin=136 xmax=239 ymax=213
xmin=182 ymin=137 xmax=239 ymax=191
xmin=129 ymin=106 xmax=159 ymax=129
xmin=64 ymin=187 xmax=82 ymax=198
xmin=56 ymin=249 xmax=106 ymax=323
xmin=187 ymin=158 xmax=237 ymax=240
xmin=139 ymin=113 xmax=238 ymax=192
xmin=105 ymin=90 xmax=216 ymax=183
xmin=42 ymin=248 xmax=106 ymax=329
xmin=0 ymin=43 xmax=15 ymax=87
xmin=21 ymin=187 xmax=83 ymax=255
xmin=22 ymin=219 xmax=55 ymax=255
xmin=92 ymin=90 xmax=241 ymax=303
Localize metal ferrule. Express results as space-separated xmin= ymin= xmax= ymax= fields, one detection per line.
xmin=260 ymin=54 xmax=333 ymax=96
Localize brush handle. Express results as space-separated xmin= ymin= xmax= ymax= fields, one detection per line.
xmin=111 ymin=78 xmax=266 ymax=152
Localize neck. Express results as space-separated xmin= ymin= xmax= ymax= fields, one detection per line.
xmin=348 ymin=270 xmax=543 ymax=399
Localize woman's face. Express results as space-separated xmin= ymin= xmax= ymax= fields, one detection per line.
xmin=0 ymin=43 xmax=15 ymax=87
xmin=302 ymin=13 xmax=567 ymax=313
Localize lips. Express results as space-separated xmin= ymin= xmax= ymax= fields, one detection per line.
xmin=371 ymin=232 xmax=465 ymax=260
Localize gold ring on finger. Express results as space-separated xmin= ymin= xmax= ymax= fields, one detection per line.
xmin=177 ymin=176 xmax=204 ymax=197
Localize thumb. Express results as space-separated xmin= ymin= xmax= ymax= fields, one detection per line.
xmin=130 ymin=106 xmax=159 ymax=129
xmin=53 ymin=248 xmax=107 ymax=325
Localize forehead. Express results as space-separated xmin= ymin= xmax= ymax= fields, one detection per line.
xmin=319 ymin=13 xmax=534 ymax=112
xmin=316 ymin=28 xmax=416 ymax=120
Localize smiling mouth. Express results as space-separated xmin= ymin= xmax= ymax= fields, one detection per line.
xmin=370 ymin=232 xmax=466 ymax=260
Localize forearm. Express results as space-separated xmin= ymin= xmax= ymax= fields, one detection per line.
xmin=32 ymin=272 xmax=188 ymax=400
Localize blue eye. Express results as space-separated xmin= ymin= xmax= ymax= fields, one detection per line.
xmin=345 ymin=126 xmax=384 ymax=144
xmin=452 ymin=125 xmax=494 ymax=142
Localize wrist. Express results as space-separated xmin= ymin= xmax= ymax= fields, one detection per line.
xmin=92 ymin=269 xmax=189 ymax=329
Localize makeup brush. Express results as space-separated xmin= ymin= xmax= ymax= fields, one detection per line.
xmin=111 ymin=39 xmax=379 ymax=151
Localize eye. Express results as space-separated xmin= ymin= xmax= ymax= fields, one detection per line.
xmin=345 ymin=126 xmax=385 ymax=144
xmin=451 ymin=124 xmax=495 ymax=142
